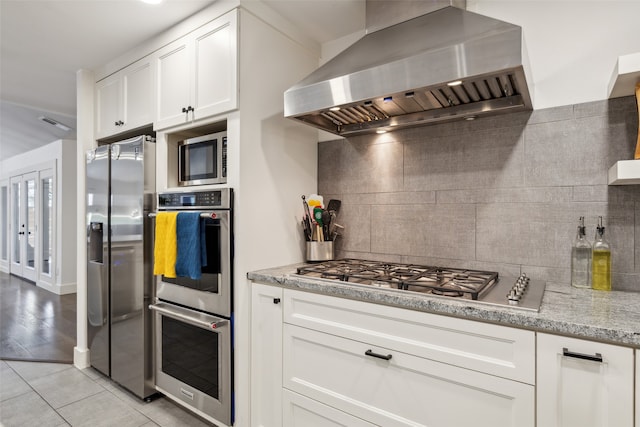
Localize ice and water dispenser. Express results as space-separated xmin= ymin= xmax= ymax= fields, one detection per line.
xmin=88 ymin=222 xmax=104 ymax=263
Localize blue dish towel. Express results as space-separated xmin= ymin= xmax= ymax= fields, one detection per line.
xmin=175 ymin=212 xmax=206 ymax=280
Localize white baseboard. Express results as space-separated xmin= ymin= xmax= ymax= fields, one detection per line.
xmin=36 ymin=280 xmax=77 ymax=295
xmin=74 ymin=347 xmax=90 ymax=369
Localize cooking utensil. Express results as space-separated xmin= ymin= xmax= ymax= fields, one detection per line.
xmin=301 ymin=196 xmax=313 ymax=241
xmin=313 ymin=207 xmax=323 ymax=223
xmin=308 ymin=194 xmax=324 ymax=209
xmin=329 ymin=210 xmax=337 ymax=238
xmin=313 ymin=207 xmax=324 ymax=241
xmin=302 ymin=195 xmax=313 ymax=221
xmin=327 ymin=199 xmax=341 ymax=215
xmin=321 ymin=210 xmax=331 ymax=241
xmin=331 ymin=223 xmax=344 ymax=241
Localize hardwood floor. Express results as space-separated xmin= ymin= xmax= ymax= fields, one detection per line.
xmin=0 ymin=272 xmax=76 ymax=363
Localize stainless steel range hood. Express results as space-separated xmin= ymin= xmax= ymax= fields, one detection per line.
xmin=284 ymin=3 xmax=533 ymax=136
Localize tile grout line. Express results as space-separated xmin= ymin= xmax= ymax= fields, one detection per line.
xmin=3 ymin=361 xmax=73 ymax=425
xmin=4 ymin=362 xmax=159 ymax=427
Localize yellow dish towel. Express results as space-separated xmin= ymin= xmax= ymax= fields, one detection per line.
xmin=153 ymin=212 xmax=178 ymax=278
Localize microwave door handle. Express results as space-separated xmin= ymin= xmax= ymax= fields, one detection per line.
xmin=149 ymin=303 xmax=228 ymax=330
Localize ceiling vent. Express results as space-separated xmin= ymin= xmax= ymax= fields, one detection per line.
xmin=38 ymin=116 xmax=72 ymax=132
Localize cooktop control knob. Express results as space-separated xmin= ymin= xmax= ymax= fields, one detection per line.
xmin=508 ymin=273 xmax=530 ymax=305
xmin=508 ymin=289 xmax=520 ymax=305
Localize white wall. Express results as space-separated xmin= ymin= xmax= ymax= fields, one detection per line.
xmin=0 ymin=139 xmax=77 ymax=294
xmin=74 ymin=68 xmax=94 ymax=369
xmin=465 ymin=1 xmax=639 ymax=109
xmin=234 ymin=8 xmax=319 ymax=427
xmin=465 ymin=1 xmax=640 ymax=109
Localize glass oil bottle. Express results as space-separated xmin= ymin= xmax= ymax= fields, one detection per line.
xmin=591 ymin=216 xmax=612 ymax=291
xmin=571 ymin=216 xmax=591 ymax=288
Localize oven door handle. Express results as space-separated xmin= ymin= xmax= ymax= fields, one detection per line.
xmin=149 ymin=302 xmax=228 ymax=331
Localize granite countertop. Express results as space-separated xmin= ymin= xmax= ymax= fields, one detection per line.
xmin=248 ymin=264 xmax=640 ymax=348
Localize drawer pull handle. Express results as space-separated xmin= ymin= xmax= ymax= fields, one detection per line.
xmin=562 ymin=348 xmax=603 ymax=363
xmin=273 ymin=298 xmax=281 ymax=304
xmin=365 ymin=349 xmax=392 ymax=361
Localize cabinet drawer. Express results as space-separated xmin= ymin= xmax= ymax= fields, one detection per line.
xmin=284 ymin=289 xmax=535 ymax=383
xmin=284 ymin=324 xmax=534 ymax=427
xmin=283 ymin=389 xmax=375 ymax=427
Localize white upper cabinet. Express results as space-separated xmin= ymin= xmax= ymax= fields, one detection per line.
xmin=95 ymin=57 xmax=154 ymax=139
xmin=537 ymin=332 xmax=634 ymax=427
xmin=155 ymin=9 xmax=237 ymax=131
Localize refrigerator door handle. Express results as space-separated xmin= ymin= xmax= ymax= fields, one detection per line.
xmin=111 ymin=144 xmax=121 ymax=160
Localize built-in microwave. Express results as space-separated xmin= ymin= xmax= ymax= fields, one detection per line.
xmin=178 ymin=131 xmax=227 ymax=186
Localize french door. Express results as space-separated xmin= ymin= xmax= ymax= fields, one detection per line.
xmin=9 ymin=172 xmax=38 ymax=282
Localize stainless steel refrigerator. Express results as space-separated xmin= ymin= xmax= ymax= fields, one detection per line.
xmin=86 ymin=135 xmax=156 ymax=399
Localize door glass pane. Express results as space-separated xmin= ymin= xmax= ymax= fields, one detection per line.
xmin=12 ymin=182 xmax=20 ymax=264
xmin=161 ymin=316 xmax=220 ymax=399
xmin=1 ymin=186 xmax=7 ymax=261
xmin=42 ymin=177 xmax=52 ymax=275
xmin=26 ymin=179 xmax=36 ymax=269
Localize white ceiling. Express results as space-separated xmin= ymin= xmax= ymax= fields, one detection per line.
xmin=0 ymin=0 xmax=364 ymax=161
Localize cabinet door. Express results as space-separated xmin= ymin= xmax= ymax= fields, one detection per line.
xmin=537 ymin=333 xmax=634 ymax=427
xmin=284 ymin=324 xmax=534 ymax=427
xmin=192 ymin=10 xmax=237 ymax=121
xmin=122 ymin=58 xmax=153 ymax=131
xmin=251 ymin=283 xmax=283 ymax=427
xmin=283 ymin=389 xmax=375 ymax=427
xmin=635 ymin=350 xmax=640 ymax=427
xmin=155 ymin=36 xmax=191 ymax=130
xmin=95 ymin=73 xmax=122 ymax=138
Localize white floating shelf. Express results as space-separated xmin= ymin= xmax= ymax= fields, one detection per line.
xmin=608 ymin=52 xmax=640 ymax=98
xmin=608 ymin=160 xmax=640 ymax=185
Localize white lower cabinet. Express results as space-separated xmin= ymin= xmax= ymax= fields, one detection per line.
xmin=250 ymin=283 xmax=638 ymax=427
xmin=284 ymin=322 xmax=534 ymax=427
xmin=537 ymin=333 xmax=634 ymax=427
xmin=283 ymin=389 xmax=375 ymax=427
xmin=250 ymin=283 xmax=283 ymax=427
xmin=636 ymin=351 xmax=639 ymax=427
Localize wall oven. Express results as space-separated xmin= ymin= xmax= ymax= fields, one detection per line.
xmin=149 ymin=188 xmax=233 ymax=426
xmin=178 ymin=131 xmax=227 ymax=187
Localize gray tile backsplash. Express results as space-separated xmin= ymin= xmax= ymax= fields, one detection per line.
xmin=318 ymin=96 xmax=640 ymax=291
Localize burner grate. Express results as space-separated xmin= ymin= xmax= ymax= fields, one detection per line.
xmin=297 ymin=259 xmax=498 ymax=300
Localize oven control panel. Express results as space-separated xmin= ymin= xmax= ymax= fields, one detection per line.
xmin=158 ymin=188 xmax=232 ymax=210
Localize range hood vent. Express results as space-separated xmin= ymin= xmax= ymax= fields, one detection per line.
xmin=284 ymin=5 xmax=533 ymax=136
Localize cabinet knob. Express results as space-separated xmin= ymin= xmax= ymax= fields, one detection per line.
xmin=182 ymin=107 xmax=188 ymax=113
xmin=273 ymin=298 xmax=281 ymax=304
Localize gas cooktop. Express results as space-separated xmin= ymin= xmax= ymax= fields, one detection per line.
xmin=296 ymin=259 xmax=545 ymax=312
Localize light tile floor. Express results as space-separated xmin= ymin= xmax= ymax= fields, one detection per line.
xmin=0 ymin=360 xmax=214 ymax=427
